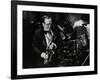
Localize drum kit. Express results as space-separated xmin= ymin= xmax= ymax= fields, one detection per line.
xmin=58 ymin=32 xmax=89 ymax=66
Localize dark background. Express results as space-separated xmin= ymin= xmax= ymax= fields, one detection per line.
xmin=22 ymin=11 xmax=89 ymax=68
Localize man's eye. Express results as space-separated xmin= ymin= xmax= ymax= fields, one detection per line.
xmin=82 ymin=24 xmax=87 ymax=26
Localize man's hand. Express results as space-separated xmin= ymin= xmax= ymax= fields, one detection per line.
xmin=49 ymin=43 xmax=57 ymax=49
xmin=41 ymin=52 xmax=48 ymax=59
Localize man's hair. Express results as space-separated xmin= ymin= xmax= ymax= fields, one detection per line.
xmin=41 ymin=14 xmax=52 ymax=23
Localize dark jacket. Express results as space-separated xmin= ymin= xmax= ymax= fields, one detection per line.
xmin=32 ymin=24 xmax=62 ymax=67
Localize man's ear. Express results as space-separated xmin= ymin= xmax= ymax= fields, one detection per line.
xmin=42 ymin=23 xmax=44 ymax=27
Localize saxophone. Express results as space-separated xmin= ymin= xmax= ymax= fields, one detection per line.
xmin=44 ymin=42 xmax=56 ymax=64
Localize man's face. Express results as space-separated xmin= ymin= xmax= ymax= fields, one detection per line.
xmin=43 ymin=18 xmax=52 ymax=31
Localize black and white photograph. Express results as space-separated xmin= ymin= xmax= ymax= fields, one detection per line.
xmin=23 ymin=11 xmax=90 ymax=68
xmin=11 ymin=1 xmax=97 ymax=79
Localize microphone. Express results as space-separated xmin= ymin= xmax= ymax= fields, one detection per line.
xmin=57 ymin=25 xmax=64 ymax=32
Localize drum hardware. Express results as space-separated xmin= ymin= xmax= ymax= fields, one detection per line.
xmin=58 ymin=31 xmax=89 ymax=66
xmin=59 ymin=39 xmax=81 ymax=66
